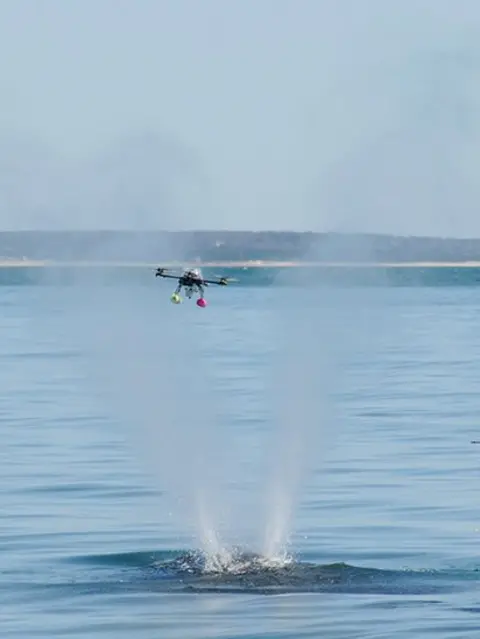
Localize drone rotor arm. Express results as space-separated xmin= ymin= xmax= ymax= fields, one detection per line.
xmin=154 ymin=268 xmax=183 ymax=280
xmin=202 ymin=277 xmax=232 ymax=286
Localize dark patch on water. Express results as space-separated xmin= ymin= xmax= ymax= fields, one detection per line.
xmin=55 ymin=549 xmax=480 ymax=596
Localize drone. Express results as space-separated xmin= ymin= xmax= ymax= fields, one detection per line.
xmin=154 ymin=266 xmax=235 ymax=307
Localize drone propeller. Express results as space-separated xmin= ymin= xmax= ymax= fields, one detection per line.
xmin=214 ymin=274 xmax=238 ymax=284
xmin=154 ymin=267 xmax=180 ymax=278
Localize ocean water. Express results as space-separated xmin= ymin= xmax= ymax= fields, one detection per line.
xmin=2 ymin=266 xmax=480 ymax=638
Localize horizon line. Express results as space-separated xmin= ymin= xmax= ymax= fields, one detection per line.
xmin=0 ymin=229 xmax=478 ymax=241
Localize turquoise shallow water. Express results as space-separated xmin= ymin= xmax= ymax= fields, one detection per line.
xmin=2 ymin=267 xmax=480 ymax=637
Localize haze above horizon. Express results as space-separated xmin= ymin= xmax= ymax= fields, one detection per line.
xmin=1 ymin=1 xmax=480 ymax=236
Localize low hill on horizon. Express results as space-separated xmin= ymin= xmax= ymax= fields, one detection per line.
xmin=0 ymin=230 xmax=480 ymax=263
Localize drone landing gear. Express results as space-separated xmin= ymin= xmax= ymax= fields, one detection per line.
xmin=170 ymin=290 xmax=207 ymax=307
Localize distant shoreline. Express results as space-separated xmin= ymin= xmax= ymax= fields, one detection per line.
xmin=3 ymin=260 xmax=480 ymax=268
xmin=2 ymin=231 xmax=480 ymax=264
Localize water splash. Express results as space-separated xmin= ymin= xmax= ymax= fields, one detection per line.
xmin=261 ymin=237 xmax=388 ymax=560
xmin=164 ymin=547 xmax=294 ymax=576
xmin=260 ymin=288 xmax=337 ymax=558
xmin=40 ymin=231 xmax=389 ymax=565
xmin=51 ymin=272 xmax=230 ymax=558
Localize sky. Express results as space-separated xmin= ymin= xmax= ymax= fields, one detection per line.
xmin=0 ymin=0 xmax=479 ymax=235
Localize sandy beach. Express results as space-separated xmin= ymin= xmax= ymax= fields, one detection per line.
xmin=1 ymin=260 xmax=480 ymax=268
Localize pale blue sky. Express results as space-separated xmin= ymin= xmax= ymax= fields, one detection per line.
xmin=0 ymin=0 xmax=479 ymax=234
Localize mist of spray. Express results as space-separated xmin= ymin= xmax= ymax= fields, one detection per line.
xmin=36 ymin=230 xmax=395 ymax=567
xmin=45 ymin=233 xmax=233 ymax=561
xmin=261 ymin=234 xmax=388 ymax=560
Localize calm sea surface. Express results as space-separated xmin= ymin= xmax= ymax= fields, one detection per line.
xmin=2 ymin=266 xmax=480 ymax=638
